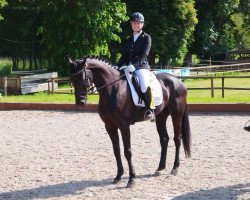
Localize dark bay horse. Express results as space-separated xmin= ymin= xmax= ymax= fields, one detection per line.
xmin=68 ymin=57 xmax=191 ymax=188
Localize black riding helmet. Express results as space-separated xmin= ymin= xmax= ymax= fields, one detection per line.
xmin=130 ymin=12 xmax=144 ymax=22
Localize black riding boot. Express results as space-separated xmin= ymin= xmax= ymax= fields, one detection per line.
xmin=143 ymin=88 xmax=155 ymax=122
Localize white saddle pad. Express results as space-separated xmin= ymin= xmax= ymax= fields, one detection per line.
xmin=120 ymin=65 xmax=163 ymax=108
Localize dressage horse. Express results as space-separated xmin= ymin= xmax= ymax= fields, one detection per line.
xmin=68 ymin=57 xmax=191 ymax=188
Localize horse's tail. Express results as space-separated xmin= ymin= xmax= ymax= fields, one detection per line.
xmin=182 ymin=104 xmax=191 ymax=158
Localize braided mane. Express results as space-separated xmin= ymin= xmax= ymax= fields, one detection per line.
xmin=84 ymin=55 xmax=113 ymax=68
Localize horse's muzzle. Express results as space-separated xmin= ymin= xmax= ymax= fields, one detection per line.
xmin=75 ymin=95 xmax=87 ymax=106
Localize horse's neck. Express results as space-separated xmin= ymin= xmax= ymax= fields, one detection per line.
xmin=90 ymin=66 xmax=120 ymax=94
xmin=86 ymin=59 xmax=121 ymax=96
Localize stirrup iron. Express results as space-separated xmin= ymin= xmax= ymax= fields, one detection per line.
xmin=144 ymin=109 xmax=155 ymax=122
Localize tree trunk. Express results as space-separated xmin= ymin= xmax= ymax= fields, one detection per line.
xmin=159 ymin=55 xmax=169 ymax=68
xmin=148 ymin=52 xmax=155 ymax=68
xmin=22 ymin=58 xmax=26 ymax=70
xmin=34 ymin=56 xmax=38 ymax=71
xmin=182 ymin=52 xmax=192 ymax=67
xmin=39 ymin=58 xmax=43 ymax=69
xmin=12 ymin=56 xmax=17 ymax=71
xmin=29 ymin=54 xmax=33 ymax=71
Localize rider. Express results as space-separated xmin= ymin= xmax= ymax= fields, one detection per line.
xmin=116 ymin=12 xmax=154 ymax=121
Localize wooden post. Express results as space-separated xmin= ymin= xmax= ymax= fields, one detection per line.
xmin=4 ymin=77 xmax=7 ymax=96
xmin=52 ymin=78 xmax=54 ymax=95
xmin=48 ymin=79 xmax=51 ymax=94
xmin=222 ymin=77 xmax=225 ymax=98
xmin=211 ymin=78 xmax=214 ymax=98
xmin=209 ymin=57 xmax=212 ymax=66
xmin=70 ymin=82 xmax=74 ymax=94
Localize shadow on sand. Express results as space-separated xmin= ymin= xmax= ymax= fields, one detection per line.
xmin=0 ymin=173 xmax=157 ymax=199
xmin=0 ymin=178 xmax=113 ymax=200
xmin=172 ymin=183 xmax=250 ymax=200
xmin=1 ymin=176 xmax=249 ymax=199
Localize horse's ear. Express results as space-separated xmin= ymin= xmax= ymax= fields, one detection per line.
xmin=67 ymin=55 xmax=73 ymax=64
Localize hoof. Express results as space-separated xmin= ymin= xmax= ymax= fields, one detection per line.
xmin=112 ymin=178 xmax=121 ymax=184
xmin=244 ymin=121 xmax=250 ymax=132
xmin=126 ymin=180 xmax=135 ymax=188
xmin=155 ymin=170 xmax=163 ymax=177
xmin=171 ymin=169 xmax=178 ymax=176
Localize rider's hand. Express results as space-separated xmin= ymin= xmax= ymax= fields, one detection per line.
xmin=127 ymin=65 xmax=135 ymax=72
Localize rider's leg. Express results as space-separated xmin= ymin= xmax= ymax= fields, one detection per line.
xmin=134 ymin=69 xmax=155 ymax=121
xmin=142 ymin=87 xmax=155 ymax=121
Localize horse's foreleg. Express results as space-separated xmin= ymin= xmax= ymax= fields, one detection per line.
xmin=105 ymin=124 xmax=124 ymax=183
xmin=171 ymin=115 xmax=182 ymax=176
xmin=155 ymin=110 xmax=169 ymax=176
xmin=120 ymin=127 xmax=136 ymax=188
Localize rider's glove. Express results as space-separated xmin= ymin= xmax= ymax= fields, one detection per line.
xmin=127 ymin=65 xmax=135 ymax=72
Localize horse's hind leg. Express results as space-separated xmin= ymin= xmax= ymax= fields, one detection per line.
xmin=171 ymin=111 xmax=184 ymax=176
xmin=155 ymin=109 xmax=169 ymax=176
xmin=105 ymin=124 xmax=124 ymax=183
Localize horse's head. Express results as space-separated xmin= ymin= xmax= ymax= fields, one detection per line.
xmin=68 ymin=57 xmax=93 ymax=106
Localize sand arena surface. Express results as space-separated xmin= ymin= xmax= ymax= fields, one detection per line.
xmin=0 ymin=110 xmax=249 ymax=200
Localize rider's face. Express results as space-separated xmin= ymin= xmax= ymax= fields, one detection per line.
xmin=131 ymin=21 xmax=143 ymax=33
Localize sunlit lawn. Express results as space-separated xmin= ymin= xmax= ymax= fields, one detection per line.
xmin=183 ymin=77 xmax=250 ymax=103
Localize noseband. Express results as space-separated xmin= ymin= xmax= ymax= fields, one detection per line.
xmin=70 ymin=68 xmax=93 ymax=97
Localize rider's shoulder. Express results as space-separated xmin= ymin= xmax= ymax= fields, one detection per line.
xmin=142 ymin=32 xmax=151 ymax=40
xmin=126 ymin=35 xmax=133 ymax=40
xmin=142 ymin=32 xmax=151 ymax=38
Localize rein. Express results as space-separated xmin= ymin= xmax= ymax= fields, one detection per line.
xmin=71 ymin=68 xmax=126 ymax=95
xmin=89 ymin=73 xmax=126 ymax=94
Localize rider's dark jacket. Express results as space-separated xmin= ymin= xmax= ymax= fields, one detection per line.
xmin=116 ymin=31 xmax=151 ymax=70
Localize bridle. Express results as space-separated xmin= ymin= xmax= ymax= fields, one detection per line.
xmin=70 ymin=67 xmax=126 ymax=95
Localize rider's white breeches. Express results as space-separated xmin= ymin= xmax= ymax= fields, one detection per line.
xmin=134 ymin=68 xmax=151 ymax=93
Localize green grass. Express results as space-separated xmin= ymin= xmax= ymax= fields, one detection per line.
xmin=187 ymin=91 xmax=250 ymax=103
xmin=183 ymin=75 xmax=250 ymax=103
xmin=0 ymin=92 xmax=100 ymax=104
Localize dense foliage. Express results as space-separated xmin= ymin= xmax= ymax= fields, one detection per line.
xmin=0 ymin=0 xmax=7 ymax=20
xmin=0 ymin=0 xmax=249 ymax=75
xmin=0 ymin=0 xmax=44 ymax=70
xmin=37 ymin=0 xmax=127 ymax=74
xmin=189 ymin=0 xmax=250 ymax=59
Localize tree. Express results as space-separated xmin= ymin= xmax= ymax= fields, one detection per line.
xmin=38 ymin=0 xmax=127 ymax=75
xmin=237 ymin=0 xmax=250 ymax=48
xmin=0 ymin=0 xmax=7 ymax=20
xmin=0 ymin=0 xmax=44 ymax=71
xmin=189 ymin=0 xmax=248 ymax=61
